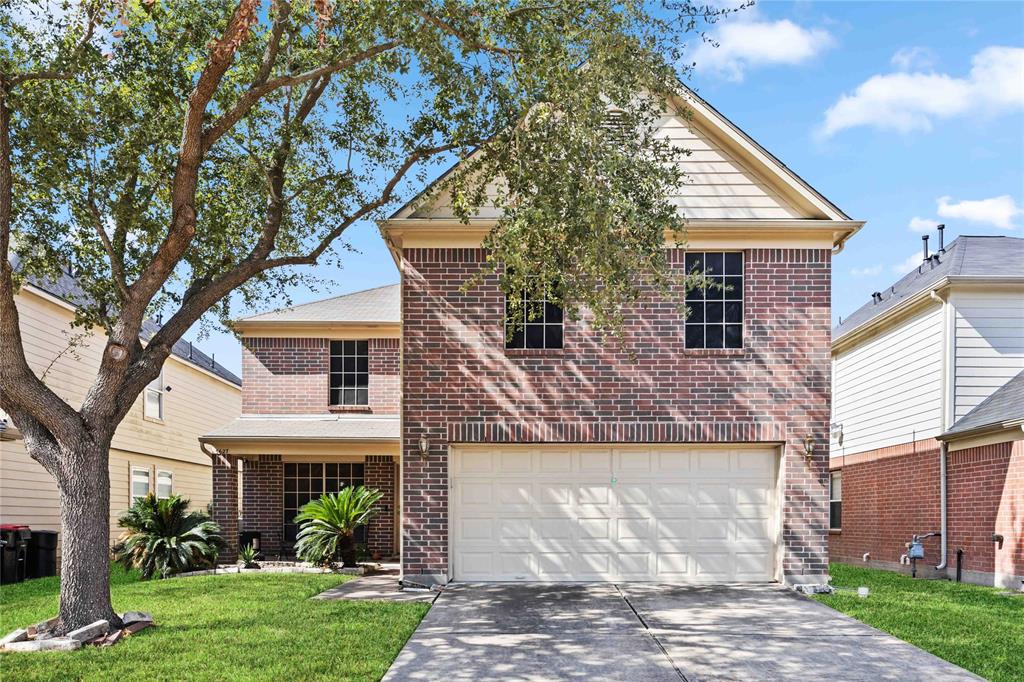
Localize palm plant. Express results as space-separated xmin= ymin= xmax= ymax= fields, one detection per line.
xmin=239 ymin=543 xmax=261 ymax=569
xmin=294 ymin=486 xmax=383 ymax=567
xmin=112 ymin=494 xmax=223 ymax=579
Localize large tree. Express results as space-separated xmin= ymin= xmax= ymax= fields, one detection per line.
xmin=0 ymin=0 xmax=734 ymax=631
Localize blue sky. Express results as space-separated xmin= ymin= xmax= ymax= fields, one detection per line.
xmin=187 ymin=1 xmax=1024 ymax=375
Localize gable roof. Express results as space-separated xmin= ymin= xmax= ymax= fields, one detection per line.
xmin=388 ymin=83 xmax=854 ymax=229
xmin=834 ymin=236 xmax=1024 ymax=343
xmin=237 ymin=283 xmax=400 ymax=325
xmin=941 ymin=369 xmax=1024 ymax=440
xmin=15 ymin=258 xmax=240 ymax=386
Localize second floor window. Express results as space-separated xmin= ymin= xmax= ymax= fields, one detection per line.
xmin=330 ymin=340 xmax=368 ymax=405
xmin=505 ymin=283 xmax=563 ymax=350
xmin=144 ymin=371 xmax=164 ymax=420
xmin=684 ymin=251 xmax=744 ymax=349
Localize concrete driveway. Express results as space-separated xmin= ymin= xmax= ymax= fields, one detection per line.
xmin=383 ymin=583 xmax=979 ymax=681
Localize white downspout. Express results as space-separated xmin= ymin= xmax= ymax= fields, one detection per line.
xmin=930 ymin=289 xmax=951 ymax=571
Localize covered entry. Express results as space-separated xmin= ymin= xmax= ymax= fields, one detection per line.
xmin=450 ymin=444 xmax=780 ymax=582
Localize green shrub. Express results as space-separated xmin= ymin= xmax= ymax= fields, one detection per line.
xmin=294 ymin=487 xmax=383 ymax=567
xmin=112 ymin=494 xmax=223 ymax=579
xmin=239 ymin=543 xmax=261 ymax=569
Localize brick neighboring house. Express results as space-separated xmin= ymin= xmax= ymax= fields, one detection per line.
xmin=200 ymin=285 xmax=401 ymax=561
xmin=205 ymin=86 xmax=864 ymax=584
xmin=829 ymin=233 xmax=1024 ymax=588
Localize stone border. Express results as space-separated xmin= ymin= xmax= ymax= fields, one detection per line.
xmin=168 ymin=562 xmax=378 ymax=579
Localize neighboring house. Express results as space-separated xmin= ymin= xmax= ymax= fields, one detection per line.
xmin=200 ymin=285 xmax=401 ymax=560
xmin=829 ymin=234 xmax=1024 ymax=588
xmin=0 ymin=266 xmax=242 ymax=552
xmin=206 ymin=86 xmax=863 ymax=586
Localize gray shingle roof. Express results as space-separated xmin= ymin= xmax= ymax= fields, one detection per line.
xmin=834 ymin=236 xmax=1024 ymax=342
xmin=941 ymin=370 xmax=1024 ymax=439
xmin=201 ymin=415 xmax=399 ymax=441
xmin=14 ymin=256 xmax=241 ymax=386
xmin=239 ymin=283 xmax=400 ymax=324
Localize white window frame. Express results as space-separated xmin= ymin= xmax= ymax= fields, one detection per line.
xmin=829 ymin=471 xmax=842 ymax=531
xmin=156 ymin=470 xmax=173 ymax=499
xmin=504 ymin=281 xmax=564 ymax=350
xmin=144 ymin=370 xmax=164 ymax=421
xmin=683 ymin=251 xmax=744 ymax=350
xmin=131 ymin=466 xmax=151 ymax=501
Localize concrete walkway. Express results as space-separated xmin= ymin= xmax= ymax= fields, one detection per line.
xmin=382 ymin=583 xmax=980 ymax=681
xmin=314 ymin=568 xmax=439 ymax=603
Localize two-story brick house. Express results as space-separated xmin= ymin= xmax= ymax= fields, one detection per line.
xmin=208 ymin=87 xmax=863 ymax=585
xmin=201 ymin=285 xmax=401 ymax=560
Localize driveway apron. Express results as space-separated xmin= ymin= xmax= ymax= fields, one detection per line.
xmin=383 ymin=583 xmax=980 ymax=681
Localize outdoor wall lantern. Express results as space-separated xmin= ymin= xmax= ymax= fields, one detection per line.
xmin=803 ymin=435 xmax=815 ymax=462
xmin=418 ymin=435 xmax=429 ymax=460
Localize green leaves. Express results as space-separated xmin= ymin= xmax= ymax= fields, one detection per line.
xmin=294 ymin=486 xmax=384 ymax=567
xmin=112 ymin=494 xmax=224 ymax=579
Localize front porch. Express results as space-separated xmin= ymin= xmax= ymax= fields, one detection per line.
xmin=201 ymin=415 xmax=401 ymax=562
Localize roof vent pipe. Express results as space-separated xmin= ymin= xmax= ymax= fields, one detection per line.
xmin=937 ymin=224 xmax=946 ymax=253
xmin=922 ymin=235 xmax=930 ymax=262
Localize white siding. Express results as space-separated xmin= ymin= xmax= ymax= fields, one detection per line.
xmin=831 ymin=303 xmax=944 ymax=456
xmin=951 ymin=289 xmax=1024 ymax=421
xmin=412 ymin=110 xmax=807 ymax=220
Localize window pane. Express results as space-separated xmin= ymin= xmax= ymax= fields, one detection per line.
xmin=329 ymin=388 xmax=342 ymax=405
xmin=356 ymin=340 xmax=368 ymax=355
xmin=685 ymin=324 xmax=704 ymax=348
xmin=330 ymin=340 xmax=342 ymax=355
xmin=830 ymin=502 xmax=842 ymax=529
xmin=725 ymin=324 xmax=743 ymax=349
xmin=144 ymin=389 xmax=162 ymax=419
xmin=685 ymin=252 xmax=702 ymax=273
xmin=330 ymin=356 xmax=343 ymax=372
xmin=706 ymin=325 xmax=724 ymax=349
xmin=356 ymin=372 xmax=368 ymax=388
xmin=724 ymin=276 xmax=743 ymax=299
xmin=299 ymin=463 xmax=311 ymax=477
xmin=724 ymin=301 xmax=742 ymax=323
xmin=343 ymin=388 xmax=356 ymax=405
xmin=343 ymin=356 xmax=356 ymax=372
xmin=545 ymin=324 xmax=563 ymax=349
xmin=352 ymin=463 xmax=365 ymax=477
xmin=343 ymin=340 xmax=355 ymax=355
xmin=831 ymin=473 xmax=842 ymax=500
xmin=156 ymin=471 xmax=172 ymax=498
xmin=355 ymin=388 xmax=368 ymax=405
xmin=724 ymin=252 xmax=743 ymax=275
xmin=705 ymin=302 xmax=723 ymax=323
xmin=525 ymin=324 xmax=545 ymax=348
xmin=357 ymin=356 xmax=368 ymax=373
xmin=709 ymin=276 xmax=725 ymax=299
xmin=132 ymin=469 xmax=150 ymax=499
xmin=703 ymin=252 xmax=723 ymax=275
xmin=342 ymin=372 xmax=356 ymax=387
xmin=687 ymin=302 xmax=704 ymax=323
xmin=285 ymin=463 xmax=297 ymax=477
xmin=544 ymin=301 xmax=563 ymax=323
xmin=686 ymin=283 xmax=704 ymax=301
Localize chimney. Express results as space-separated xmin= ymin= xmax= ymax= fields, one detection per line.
xmin=937 ymin=224 xmax=946 ymax=253
xmin=922 ymin=235 xmax=930 ymax=262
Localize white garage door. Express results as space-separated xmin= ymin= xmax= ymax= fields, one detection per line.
xmin=450 ymin=445 xmax=779 ymax=582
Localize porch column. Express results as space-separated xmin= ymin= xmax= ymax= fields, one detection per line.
xmin=212 ymin=452 xmax=239 ymax=563
xmin=366 ymin=455 xmax=396 ymax=558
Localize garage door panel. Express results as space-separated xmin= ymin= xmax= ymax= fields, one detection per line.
xmin=451 ymin=445 xmax=778 ymax=582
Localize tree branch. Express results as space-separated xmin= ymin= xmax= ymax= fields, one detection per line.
xmin=414 ymin=9 xmax=516 ymax=56
xmin=201 ymin=40 xmax=401 ymax=154
xmin=86 ymin=199 xmax=129 ymax=301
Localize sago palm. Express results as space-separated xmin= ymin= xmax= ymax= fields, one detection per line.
xmin=294 ymin=486 xmax=383 ymax=567
xmin=112 ymin=494 xmax=224 ymax=579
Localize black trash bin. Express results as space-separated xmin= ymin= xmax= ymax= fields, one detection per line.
xmin=0 ymin=524 xmax=31 ymax=584
xmin=239 ymin=531 xmax=262 ymax=558
xmin=27 ymin=530 xmax=58 ymax=579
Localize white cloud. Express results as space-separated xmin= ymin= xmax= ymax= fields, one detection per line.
xmin=850 ymin=264 xmax=884 ymax=277
xmin=692 ymin=19 xmax=835 ymax=82
xmin=819 ymin=46 xmax=1024 ymax=137
xmin=893 ymin=252 xmax=925 ymax=274
xmin=937 ymin=195 xmax=1021 ymax=230
xmin=908 ymin=217 xmax=939 ymax=233
xmin=891 ymin=47 xmax=937 ymax=71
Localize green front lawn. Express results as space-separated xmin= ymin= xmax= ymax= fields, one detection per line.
xmin=0 ymin=567 xmax=429 ymax=681
xmin=815 ymin=563 xmax=1024 ymax=682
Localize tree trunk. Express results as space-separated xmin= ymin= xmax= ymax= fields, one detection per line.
xmin=55 ymin=439 xmax=122 ymax=633
xmin=338 ymin=533 xmax=356 ymax=568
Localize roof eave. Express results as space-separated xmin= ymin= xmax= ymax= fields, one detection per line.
xmin=938 ymin=419 xmax=1024 ymax=442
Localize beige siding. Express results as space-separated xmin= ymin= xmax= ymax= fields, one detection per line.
xmin=951 ymin=289 xmax=1024 ymax=420
xmin=0 ymin=286 xmax=240 ymax=547
xmin=412 ymin=109 xmax=808 ymax=220
xmin=832 ymin=303 xmax=945 ymax=456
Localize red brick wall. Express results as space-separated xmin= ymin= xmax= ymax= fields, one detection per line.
xmin=829 ymin=438 xmax=1024 ymax=584
xmin=829 ymin=441 xmax=943 ymax=567
xmin=212 ymin=454 xmax=239 ymax=563
xmin=401 ymin=247 xmax=833 ymax=581
xmin=242 ymin=336 xmax=399 ymax=414
xmin=241 ymin=455 xmax=283 ymax=556
xmin=366 ymin=455 xmax=397 ymax=557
